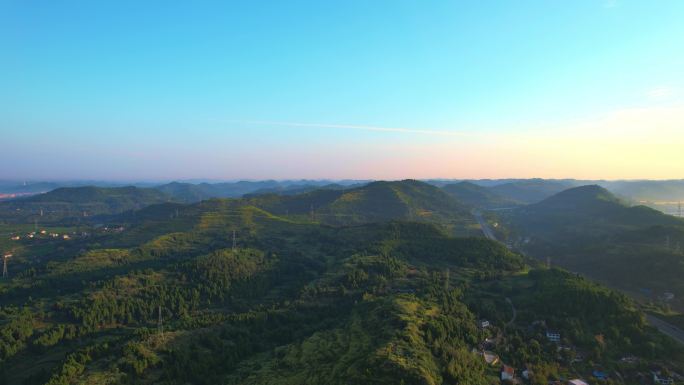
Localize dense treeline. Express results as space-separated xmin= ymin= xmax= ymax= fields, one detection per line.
xmin=1 ymin=197 xmax=682 ymax=384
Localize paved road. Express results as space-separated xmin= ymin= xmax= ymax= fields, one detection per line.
xmin=472 ymin=210 xmax=497 ymax=241
xmin=646 ymin=314 xmax=684 ymax=346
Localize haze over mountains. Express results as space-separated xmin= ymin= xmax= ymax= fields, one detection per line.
xmin=4 ymin=178 xmax=684 ymax=208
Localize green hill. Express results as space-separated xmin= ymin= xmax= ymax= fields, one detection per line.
xmin=248 ymin=180 xmax=476 ymax=234
xmin=0 ymin=186 xmax=172 ymax=223
xmin=511 ymin=185 xmax=681 ymax=238
xmin=503 ymin=185 xmax=684 ymax=308
xmin=155 ymin=181 xmax=363 ymax=202
xmin=1 ymin=196 xmax=679 ymax=385
xmin=442 ymin=181 xmax=519 ymax=208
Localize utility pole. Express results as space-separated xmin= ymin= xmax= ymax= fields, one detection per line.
xmin=665 ymin=235 xmax=671 ymax=250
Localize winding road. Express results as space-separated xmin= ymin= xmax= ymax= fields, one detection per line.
xmin=645 ymin=314 xmax=684 ymax=346
xmin=472 ymin=210 xmax=497 ymax=242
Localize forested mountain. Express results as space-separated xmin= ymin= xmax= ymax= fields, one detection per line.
xmin=155 ymin=180 xmax=367 ymax=203
xmin=0 ymin=186 xmax=173 ymax=223
xmin=243 ymin=183 xmax=355 ymax=197
xmin=246 ymin=180 xmax=477 ymax=233
xmin=155 ymin=181 xmax=283 ymax=202
xmin=488 ymin=179 xmax=577 ymax=204
xmin=502 ymin=185 xmax=684 ymax=308
xmin=442 ymin=181 xmax=519 ymax=209
xmin=511 ymin=185 xmax=681 ymax=237
xmin=1 ymin=191 xmax=680 ymax=385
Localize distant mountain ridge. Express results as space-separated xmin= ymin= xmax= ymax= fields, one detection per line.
xmin=0 ymin=186 xmax=172 ymax=222
xmin=248 ymin=180 xmax=474 ymax=230
xmin=442 ymin=181 xmax=519 ymax=208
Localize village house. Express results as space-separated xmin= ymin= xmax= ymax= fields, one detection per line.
xmin=652 ymin=371 xmax=675 ymax=384
xmin=479 ymin=319 xmax=490 ymax=329
xmin=482 ymin=351 xmax=499 ymax=366
xmin=501 ymin=365 xmax=515 ymax=381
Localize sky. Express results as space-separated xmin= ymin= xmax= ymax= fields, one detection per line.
xmin=2 ymin=0 xmax=684 ymax=181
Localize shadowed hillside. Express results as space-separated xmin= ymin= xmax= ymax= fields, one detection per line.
xmin=442 ymin=181 xmax=519 ymax=209
xmin=503 ymin=185 xmax=684 ymax=308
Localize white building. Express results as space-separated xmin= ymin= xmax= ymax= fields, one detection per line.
xmin=546 ymin=331 xmax=561 ymax=343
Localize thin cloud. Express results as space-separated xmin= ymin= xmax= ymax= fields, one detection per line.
xmin=238 ymin=120 xmax=480 ymax=138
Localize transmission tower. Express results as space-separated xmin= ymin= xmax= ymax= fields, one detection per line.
xmin=2 ymin=254 xmax=12 ymax=278
xmin=158 ymin=305 xmax=163 ymax=337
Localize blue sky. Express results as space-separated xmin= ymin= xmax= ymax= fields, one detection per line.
xmin=2 ymin=1 xmax=684 ymax=180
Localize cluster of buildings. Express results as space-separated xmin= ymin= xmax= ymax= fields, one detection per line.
xmin=475 ymin=319 xmax=634 ymax=384
xmin=9 ymin=230 xmax=74 ymax=241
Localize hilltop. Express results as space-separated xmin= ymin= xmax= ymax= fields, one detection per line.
xmin=512 ymin=185 xmax=681 ymax=237
xmin=247 ymin=180 xmax=476 ymax=233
